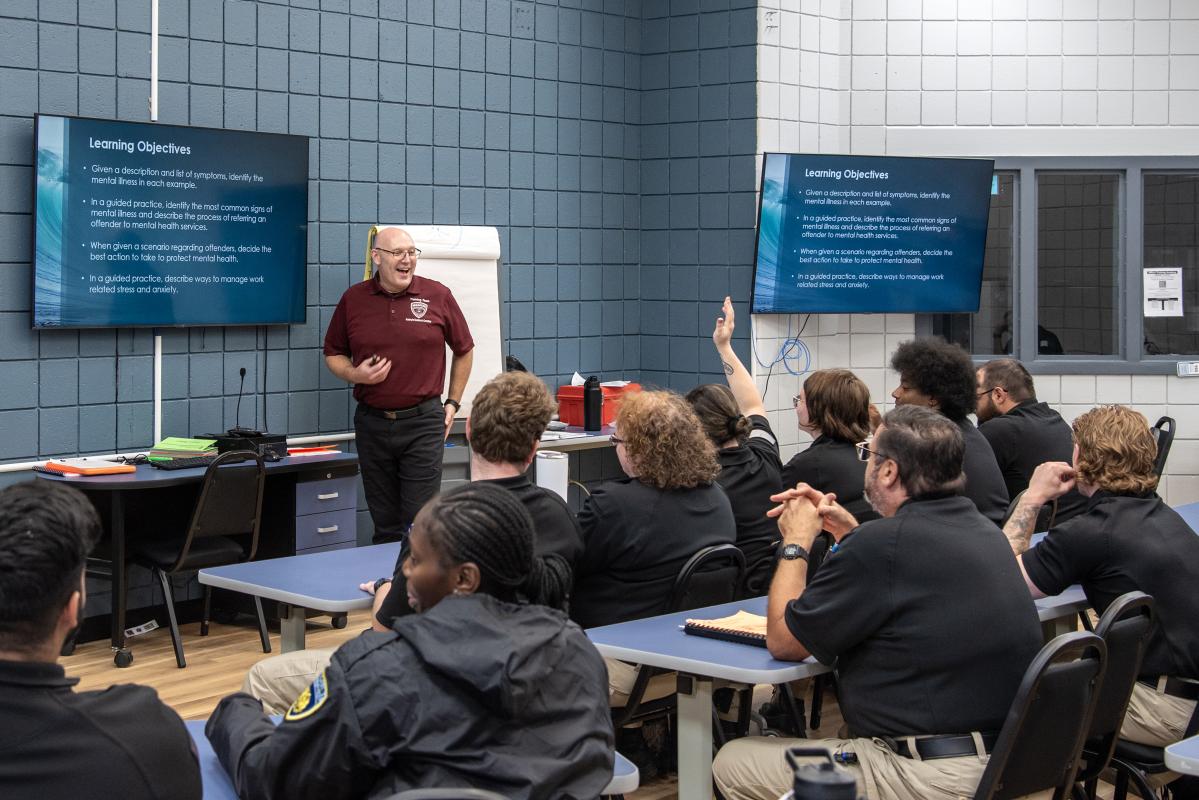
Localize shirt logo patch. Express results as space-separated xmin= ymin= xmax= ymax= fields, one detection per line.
xmin=409 ymin=299 xmax=428 ymax=319
xmin=284 ymin=670 xmax=330 ymax=722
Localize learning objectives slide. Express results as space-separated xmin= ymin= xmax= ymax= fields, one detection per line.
xmin=752 ymin=153 xmax=995 ymax=314
xmin=34 ymin=115 xmax=308 ymax=328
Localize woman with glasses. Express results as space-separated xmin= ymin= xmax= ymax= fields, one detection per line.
xmin=782 ymin=369 xmax=880 ymax=526
xmin=685 ymin=296 xmax=784 ymax=596
xmin=570 ymin=390 xmax=736 ymax=696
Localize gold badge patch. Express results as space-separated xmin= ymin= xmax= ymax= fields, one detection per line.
xmin=284 ymin=669 xmax=330 ymax=722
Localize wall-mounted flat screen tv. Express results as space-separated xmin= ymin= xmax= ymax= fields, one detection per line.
xmin=752 ymin=153 xmax=995 ymax=314
xmin=33 ymin=114 xmax=308 ymax=328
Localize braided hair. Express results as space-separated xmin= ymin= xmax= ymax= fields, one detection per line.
xmin=419 ymin=482 xmax=572 ymax=611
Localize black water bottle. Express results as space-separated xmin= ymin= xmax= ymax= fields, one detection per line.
xmin=786 ymin=747 xmax=860 ymax=800
xmin=583 ymin=375 xmax=602 ymax=431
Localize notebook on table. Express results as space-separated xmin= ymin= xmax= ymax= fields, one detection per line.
xmin=683 ymin=609 xmax=768 ymax=648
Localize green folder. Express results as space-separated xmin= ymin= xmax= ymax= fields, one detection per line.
xmin=152 ymin=437 xmax=217 ymax=452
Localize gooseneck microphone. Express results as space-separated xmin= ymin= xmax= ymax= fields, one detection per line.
xmin=228 ymin=367 xmax=261 ymax=437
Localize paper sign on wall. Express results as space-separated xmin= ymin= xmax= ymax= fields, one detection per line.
xmin=1144 ymin=268 xmax=1184 ymax=318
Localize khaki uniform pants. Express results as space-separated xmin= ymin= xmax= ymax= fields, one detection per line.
xmin=241 ymin=648 xmax=335 ymax=716
xmin=1120 ymin=680 xmax=1197 ymax=748
xmin=714 ymin=735 xmax=1053 ymax=800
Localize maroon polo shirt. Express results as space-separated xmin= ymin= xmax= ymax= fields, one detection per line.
xmin=323 ymin=274 xmax=474 ymax=410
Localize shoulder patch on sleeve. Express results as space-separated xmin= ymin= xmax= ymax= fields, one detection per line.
xmin=284 ymin=670 xmax=330 ymax=722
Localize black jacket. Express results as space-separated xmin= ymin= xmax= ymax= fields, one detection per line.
xmin=208 ymin=594 xmax=614 ymax=800
xmin=0 ymin=659 xmax=200 ymax=800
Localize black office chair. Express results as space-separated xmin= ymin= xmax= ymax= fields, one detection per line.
xmin=1073 ymin=592 xmax=1156 ymax=800
xmin=973 ymin=630 xmax=1106 ymax=800
xmin=611 ymin=543 xmax=746 ymax=730
xmin=1000 ymin=488 xmax=1058 ymax=531
xmin=1152 ymin=416 xmax=1176 ymax=477
xmin=133 ymin=450 xmax=270 ymax=669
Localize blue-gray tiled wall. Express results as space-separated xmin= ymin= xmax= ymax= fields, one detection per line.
xmin=0 ymin=0 xmax=757 ymax=465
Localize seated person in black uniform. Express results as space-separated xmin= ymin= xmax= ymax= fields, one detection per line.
xmin=207 ymin=482 xmax=613 ymax=800
xmin=1004 ymin=404 xmax=1199 ymax=753
xmin=781 ymin=367 xmax=878 ymax=525
xmin=713 ymin=406 xmax=1043 ymax=800
xmin=571 ymin=389 xmax=736 ymax=701
xmin=686 ymin=296 xmax=783 ymax=596
xmin=244 ymin=370 xmax=583 ymax=711
xmin=0 ymin=480 xmax=200 ymax=800
xmin=976 ymin=357 xmax=1087 ymax=522
xmin=891 ymin=337 xmax=1009 ymax=525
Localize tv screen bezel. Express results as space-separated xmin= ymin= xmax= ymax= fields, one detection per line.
xmin=750 ymin=151 xmax=995 ymax=315
xmin=30 ymin=113 xmax=311 ymax=330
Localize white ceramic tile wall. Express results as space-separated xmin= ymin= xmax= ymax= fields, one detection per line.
xmin=752 ymin=3 xmax=1199 ymax=501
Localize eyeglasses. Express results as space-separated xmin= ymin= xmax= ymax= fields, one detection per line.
xmin=373 ymin=247 xmax=422 ymax=260
xmin=976 ymin=387 xmax=995 ymax=397
xmin=792 ymin=394 xmax=802 ymax=407
xmin=609 ymin=435 xmax=625 ymax=445
xmin=855 ymin=437 xmax=887 ymax=463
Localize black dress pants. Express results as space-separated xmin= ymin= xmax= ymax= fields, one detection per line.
xmin=354 ymin=402 xmax=445 ymax=544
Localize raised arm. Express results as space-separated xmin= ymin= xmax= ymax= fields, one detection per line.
xmin=713 ymin=296 xmax=766 ymax=419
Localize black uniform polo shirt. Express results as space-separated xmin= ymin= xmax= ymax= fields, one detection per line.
xmin=958 ymin=418 xmax=1010 ymax=526
xmin=715 ymin=415 xmax=784 ymax=596
xmin=1023 ymin=491 xmax=1199 ymax=679
xmin=978 ymin=399 xmax=1088 ymax=523
xmin=784 ymin=494 xmax=1043 ymax=739
xmin=781 ymin=434 xmax=879 ymax=525
xmin=0 ymin=659 xmax=200 ymax=799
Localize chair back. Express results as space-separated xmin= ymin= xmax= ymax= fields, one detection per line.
xmin=1000 ymin=489 xmax=1057 ymax=532
xmin=1076 ymin=592 xmax=1155 ymax=784
xmin=973 ymin=631 xmax=1106 ymax=800
xmin=169 ymin=450 xmax=266 ymax=572
xmin=1151 ymin=416 xmax=1176 ymax=477
xmin=668 ymin=544 xmax=746 ymax=613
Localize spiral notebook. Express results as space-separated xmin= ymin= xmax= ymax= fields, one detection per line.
xmin=683 ymin=610 xmax=768 ymax=648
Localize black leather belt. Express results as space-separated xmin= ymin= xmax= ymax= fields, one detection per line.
xmin=1138 ymin=677 xmax=1199 ymax=701
xmin=359 ymin=397 xmax=441 ymax=420
xmin=887 ymin=731 xmax=999 ymax=760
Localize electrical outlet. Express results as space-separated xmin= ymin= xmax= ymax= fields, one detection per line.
xmin=1176 ymin=362 xmax=1199 ymax=377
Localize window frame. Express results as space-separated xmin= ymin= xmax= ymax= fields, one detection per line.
xmin=917 ymin=156 xmax=1199 ymax=375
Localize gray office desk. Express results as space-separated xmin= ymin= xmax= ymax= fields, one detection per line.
xmin=588 ymin=589 xmax=1089 ymax=800
xmin=199 ymin=542 xmax=401 ymax=652
xmin=35 ymin=452 xmax=359 ymax=666
xmin=1166 ymin=734 xmax=1199 ymax=776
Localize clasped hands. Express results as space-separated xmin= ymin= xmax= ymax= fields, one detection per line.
xmin=767 ymin=483 xmax=859 ymax=549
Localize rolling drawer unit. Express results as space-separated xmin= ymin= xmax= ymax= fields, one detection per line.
xmin=295 ymin=472 xmax=358 ymax=554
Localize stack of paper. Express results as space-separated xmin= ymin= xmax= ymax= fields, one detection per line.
xmin=150 ymin=437 xmax=218 ymax=459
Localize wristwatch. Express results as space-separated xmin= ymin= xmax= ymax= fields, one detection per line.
xmin=444 ymin=398 xmax=461 ymax=412
xmin=778 ymin=542 xmax=809 ymax=562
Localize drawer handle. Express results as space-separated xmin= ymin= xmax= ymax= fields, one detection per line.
xmin=317 ymin=525 xmax=339 ymax=534
xmin=317 ymin=492 xmax=340 ymax=501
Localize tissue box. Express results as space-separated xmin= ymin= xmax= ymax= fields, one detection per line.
xmin=557 ymin=382 xmax=642 ymax=428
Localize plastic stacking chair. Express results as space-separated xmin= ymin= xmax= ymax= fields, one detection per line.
xmin=611 ymin=543 xmax=746 ymax=729
xmin=973 ymin=631 xmax=1106 ymax=800
xmin=133 ymin=450 xmax=270 ymax=668
xmin=1151 ymin=416 xmax=1176 ymax=477
xmin=1072 ymin=593 xmax=1156 ymax=800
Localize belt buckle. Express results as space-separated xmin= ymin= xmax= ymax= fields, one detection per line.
xmin=383 ymin=409 xmax=398 ymax=420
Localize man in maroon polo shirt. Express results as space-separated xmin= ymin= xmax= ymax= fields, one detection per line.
xmin=324 ymin=226 xmax=474 ymax=543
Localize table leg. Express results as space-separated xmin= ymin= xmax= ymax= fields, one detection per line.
xmin=278 ymin=604 xmax=307 ymax=653
xmin=1043 ymin=612 xmax=1078 ymax=640
xmin=677 ymin=675 xmax=715 ymax=800
xmin=110 ymin=493 xmax=131 ymax=668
